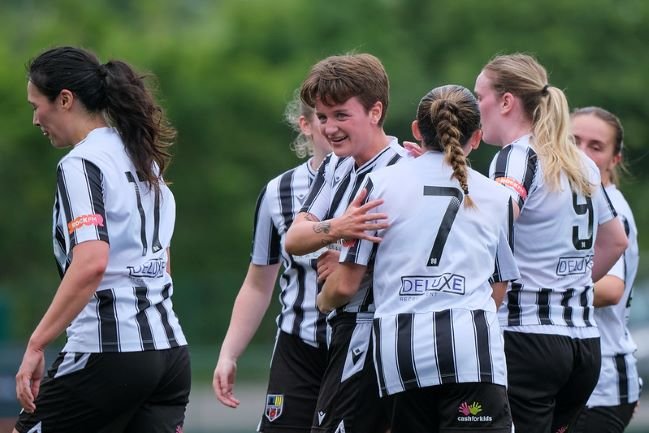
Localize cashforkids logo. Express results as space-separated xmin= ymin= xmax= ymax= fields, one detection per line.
xmin=457 ymin=401 xmax=492 ymax=422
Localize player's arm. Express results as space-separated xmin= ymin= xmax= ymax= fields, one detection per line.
xmin=592 ymin=217 xmax=627 ymax=282
xmin=490 ymin=282 xmax=508 ymax=309
xmin=285 ymin=189 xmax=389 ymax=256
xmin=317 ymin=262 xmax=366 ymax=314
xmin=213 ymin=263 xmax=280 ymax=408
xmin=16 ymin=240 xmax=109 ymax=413
xmin=593 ymin=275 xmax=625 ymax=307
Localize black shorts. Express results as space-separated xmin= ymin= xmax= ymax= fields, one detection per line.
xmin=504 ymin=331 xmax=600 ymax=433
xmin=258 ymin=331 xmax=328 ymax=433
xmin=573 ymin=402 xmax=637 ymax=433
xmin=311 ymin=314 xmax=390 ymax=433
xmin=15 ymin=346 xmax=191 ymax=433
xmin=391 ymin=382 xmax=512 ymax=433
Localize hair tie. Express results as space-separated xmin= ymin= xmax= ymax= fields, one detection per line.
xmin=541 ymin=84 xmax=550 ymax=95
xmin=97 ymin=64 xmax=108 ymax=80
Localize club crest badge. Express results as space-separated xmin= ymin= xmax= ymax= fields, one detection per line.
xmin=265 ymin=394 xmax=284 ymax=422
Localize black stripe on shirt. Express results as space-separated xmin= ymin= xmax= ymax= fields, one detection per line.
xmin=492 ymin=146 xmax=512 ymax=180
xmin=520 ymin=147 xmax=538 ymax=207
xmin=507 ymin=282 xmax=523 ymax=326
xmin=615 ymin=354 xmax=629 ymax=404
xmin=96 ymin=289 xmax=119 ymax=351
xmin=472 ymin=310 xmax=494 ymax=382
xmin=325 ymin=171 xmax=352 ymax=220
xmin=600 ymin=184 xmax=618 ymax=217
xmin=125 ymin=171 xmax=148 ymax=255
xmin=291 ymin=257 xmax=308 ymax=336
xmin=537 ymin=288 xmax=552 ymax=325
xmin=301 ymin=154 xmax=332 ymax=213
xmin=347 ymin=171 xmax=368 ymax=206
xmin=155 ymin=283 xmax=179 ymax=347
xmin=396 ymin=313 xmax=419 ymax=390
xmin=134 ymin=287 xmax=156 ymax=350
xmin=373 ymin=318 xmax=387 ymax=395
xmin=507 ymin=197 xmax=515 ymax=251
xmin=82 ymin=160 xmax=109 ymax=242
xmin=561 ymin=288 xmax=575 ymax=326
xmin=279 ymin=170 xmax=296 ymax=228
xmin=152 ymin=190 xmax=162 ymax=253
xmin=251 ymin=186 xmax=280 ymax=264
xmin=580 ymin=289 xmax=592 ymax=326
xmin=386 ymin=153 xmax=403 ymax=167
xmin=57 ymin=165 xmax=77 ymax=248
xmin=346 ymin=178 xmax=374 ymax=260
xmin=434 ymin=310 xmax=457 ymax=384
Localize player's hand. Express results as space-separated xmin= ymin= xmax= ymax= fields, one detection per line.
xmin=335 ymin=188 xmax=388 ymax=243
xmin=403 ymin=141 xmax=424 ymax=157
xmin=213 ymin=357 xmax=240 ymax=408
xmin=317 ymin=250 xmax=340 ymax=283
xmin=15 ymin=346 xmax=45 ymax=413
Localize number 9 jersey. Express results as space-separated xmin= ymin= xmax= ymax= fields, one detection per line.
xmin=52 ymin=127 xmax=186 ymax=353
xmin=489 ymin=134 xmax=617 ymax=332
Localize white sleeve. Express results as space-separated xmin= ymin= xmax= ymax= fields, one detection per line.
xmin=57 ymin=156 xmax=109 ymax=247
xmin=596 ymin=184 xmax=617 ymax=225
xmin=250 ymin=182 xmax=280 ymax=265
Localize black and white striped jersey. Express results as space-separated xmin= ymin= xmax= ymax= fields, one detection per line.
xmin=53 ymin=127 xmax=186 ymax=353
xmin=587 ymin=185 xmax=640 ymax=406
xmin=300 ymin=137 xmax=407 ymax=317
xmin=489 ymin=135 xmax=617 ymax=336
xmin=341 ymin=152 xmax=519 ymax=396
xmin=250 ymin=159 xmax=327 ymax=347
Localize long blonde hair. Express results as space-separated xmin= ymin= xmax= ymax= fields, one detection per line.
xmin=483 ymin=53 xmax=593 ymax=196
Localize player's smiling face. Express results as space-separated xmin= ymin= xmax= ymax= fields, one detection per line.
xmin=315 ymin=96 xmax=376 ymax=160
xmin=27 ymin=81 xmax=69 ymax=148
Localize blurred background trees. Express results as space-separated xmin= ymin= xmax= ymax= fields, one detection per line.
xmin=1 ymin=0 xmax=648 ymax=380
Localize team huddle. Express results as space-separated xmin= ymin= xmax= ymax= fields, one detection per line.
xmin=215 ymin=53 xmax=639 ymax=433
xmin=12 ymin=46 xmax=639 ymax=433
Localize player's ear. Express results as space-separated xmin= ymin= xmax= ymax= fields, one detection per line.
xmin=411 ymin=120 xmax=422 ymax=141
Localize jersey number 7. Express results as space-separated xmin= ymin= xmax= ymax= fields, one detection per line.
xmin=424 ymin=186 xmax=463 ymax=266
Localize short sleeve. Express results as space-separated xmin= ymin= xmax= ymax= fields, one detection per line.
xmin=489 ymin=144 xmax=538 ymax=209
xmin=57 ymin=157 xmax=109 ymax=247
xmin=250 ymin=183 xmax=281 ymax=265
xmin=595 ymin=184 xmax=617 ymax=226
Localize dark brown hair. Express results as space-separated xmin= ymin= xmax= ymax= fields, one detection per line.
xmin=28 ymin=46 xmax=175 ymax=193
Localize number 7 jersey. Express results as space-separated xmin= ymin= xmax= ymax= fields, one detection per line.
xmin=489 ymin=134 xmax=617 ymax=333
xmin=52 ymin=127 xmax=186 ymax=353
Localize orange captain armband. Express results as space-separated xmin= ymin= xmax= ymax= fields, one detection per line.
xmin=494 ymin=177 xmax=528 ymax=200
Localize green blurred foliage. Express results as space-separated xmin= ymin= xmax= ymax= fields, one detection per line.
xmin=1 ymin=0 xmax=648 ymax=353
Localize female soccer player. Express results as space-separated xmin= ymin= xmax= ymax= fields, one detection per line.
xmin=474 ymin=53 xmax=628 ymax=433
xmin=285 ymin=53 xmax=406 ymax=433
xmin=571 ymin=106 xmax=641 ymax=433
xmin=15 ymin=46 xmax=189 ymax=433
xmin=213 ymin=91 xmax=331 ymax=433
xmin=318 ymin=84 xmax=519 ymax=433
